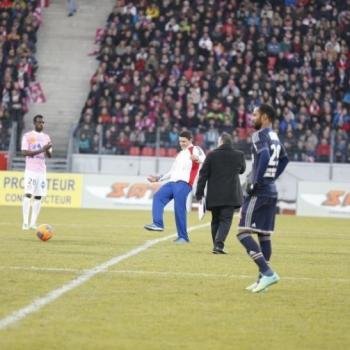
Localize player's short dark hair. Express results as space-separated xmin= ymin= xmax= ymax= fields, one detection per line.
xmin=258 ymin=104 xmax=276 ymax=123
xmin=33 ymin=114 xmax=44 ymax=123
xmin=220 ymin=132 xmax=232 ymax=145
xmin=179 ymin=130 xmax=192 ymax=140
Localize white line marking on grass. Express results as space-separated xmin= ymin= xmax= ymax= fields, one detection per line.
xmin=0 ymin=266 xmax=80 ymax=273
xmin=0 ymin=223 xmax=209 ymax=331
xmin=110 ymin=270 xmax=350 ymax=283
xmin=0 ymin=222 xmax=153 ymax=229
xmin=1 ymin=266 xmax=349 ymax=283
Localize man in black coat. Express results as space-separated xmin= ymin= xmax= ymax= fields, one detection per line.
xmin=195 ymin=132 xmax=246 ymax=254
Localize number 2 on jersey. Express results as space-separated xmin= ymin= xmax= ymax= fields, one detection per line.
xmin=264 ymin=144 xmax=281 ymax=178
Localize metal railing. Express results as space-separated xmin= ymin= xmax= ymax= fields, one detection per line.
xmin=71 ymin=125 xmax=345 ymax=180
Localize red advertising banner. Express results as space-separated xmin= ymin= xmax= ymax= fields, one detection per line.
xmin=0 ymin=152 xmax=8 ymax=170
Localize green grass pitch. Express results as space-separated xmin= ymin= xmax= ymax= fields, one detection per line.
xmin=0 ymin=206 xmax=349 ymax=350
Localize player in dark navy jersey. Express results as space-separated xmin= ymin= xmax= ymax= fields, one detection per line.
xmin=237 ymin=104 xmax=289 ymax=293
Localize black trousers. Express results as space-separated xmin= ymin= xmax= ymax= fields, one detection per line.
xmin=210 ymin=206 xmax=235 ymax=249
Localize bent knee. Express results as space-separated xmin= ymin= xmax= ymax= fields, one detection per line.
xmin=237 ymin=231 xmax=251 ymax=240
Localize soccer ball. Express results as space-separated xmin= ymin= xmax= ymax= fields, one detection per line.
xmin=36 ymin=224 xmax=54 ymax=241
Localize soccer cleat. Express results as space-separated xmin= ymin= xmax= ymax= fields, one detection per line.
xmin=22 ymin=223 xmax=29 ymax=230
xmin=144 ymin=223 xmax=164 ymax=231
xmin=30 ymin=224 xmax=38 ymax=230
xmin=246 ymin=281 xmax=268 ymax=292
xmin=173 ymin=237 xmax=190 ymax=244
xmin=246 ymin=281 xmax=259 ymax=291
xmin=252 ymin=273 xmax=280 ymax=293
xmin=246 ymin=274 xmax=261 ymax=291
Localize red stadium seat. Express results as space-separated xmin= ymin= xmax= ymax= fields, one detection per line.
xmin=129 ymin=146 xmax=140 ymax=156
xmin=141 ymin=147 xmax=155 ymax=156
xmin=167 ymin=148 xmax=178 ymax=157
xmin=157 ymin=147 xmax=167 ymax=157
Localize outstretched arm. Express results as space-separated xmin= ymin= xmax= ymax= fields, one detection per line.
xmin=147 ymin=160 xmax=175 ymax=182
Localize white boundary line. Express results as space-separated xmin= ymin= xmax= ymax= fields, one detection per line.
xmin=0 ymin=222 xmax=154 ymax=229
xmin=1 ymin=266 xmax=349 ymax=283
xmin=0 ymin=223 xmax=209 ymax=331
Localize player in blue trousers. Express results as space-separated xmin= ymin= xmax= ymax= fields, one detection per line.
xmin=237 ymin=104 xmax=289 ymax=293
xmin=145 ymin=131 xmax=205 ymax=243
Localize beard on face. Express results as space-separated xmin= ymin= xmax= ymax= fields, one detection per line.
xmin=253 ymin=119 xmax=262 ymax=130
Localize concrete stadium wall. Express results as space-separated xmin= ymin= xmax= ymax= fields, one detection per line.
xmin=71 ymin=154 xmax=350 ymax=202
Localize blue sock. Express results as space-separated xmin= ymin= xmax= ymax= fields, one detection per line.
xmin=259 ymin=235 xmax=272 ymax=262
xmin=238 ymin=233 xmax=273 ymax=276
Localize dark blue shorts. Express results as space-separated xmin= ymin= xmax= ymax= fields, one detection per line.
xmin=238 ymin=196 xmax=277 ymax=235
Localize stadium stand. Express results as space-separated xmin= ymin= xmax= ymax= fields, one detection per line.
xmin=0 ymin=0 xmax=42 ymax=150
xmin=74 ymin=0 xmax=349 ymax=163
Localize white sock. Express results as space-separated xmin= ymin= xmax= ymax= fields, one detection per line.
xmin=23 ymin=196 xmax=31 ymax=225
xmin=30 ymin=199 xmax=42 ymax=227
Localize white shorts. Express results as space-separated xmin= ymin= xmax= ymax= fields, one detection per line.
xmin=24 ymin=171 xmax=47 ymax=197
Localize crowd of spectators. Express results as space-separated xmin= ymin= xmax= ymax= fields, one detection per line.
xmin=76 ymin=0 xmax=350 ymax=163
xmin=0 ymin=0 xmax=42 ymax=150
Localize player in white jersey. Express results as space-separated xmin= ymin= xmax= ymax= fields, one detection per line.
xmin=144 ymin=130 xmax=205 ymax=243
xmin=21 ymin=115 xmax=52 ymax=230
